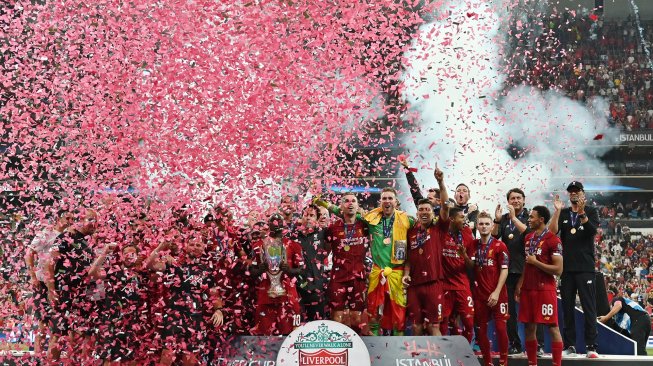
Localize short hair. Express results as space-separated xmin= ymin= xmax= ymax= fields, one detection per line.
xmin=455 ymin=183 xmax=470 ymax=191
xmin=340 ymin=192 xmax=357 ymax=200
xmin=381 ymin=187 xmax=397 ymax=196
xmin=427 ymin=188 xmax=440 ymax=195
xmin=302 ymin=204 xmax=321 ymax=219
xmin=122 ymin=244 xmax=139 ymax=253
xmin=450 ymin=207 xmax=464 ymax=218
xmin=279 ymin=194 xmax=296 ymax=204
xmin=417 ymin=198 xmax=432 ymax=207
xmin=532 ymin=206 xmax=551 ymax=224
xmin=477 ymin=211 xmax=492 ymax=220
xmin=506 ymin=188 xmax=525 ymax=201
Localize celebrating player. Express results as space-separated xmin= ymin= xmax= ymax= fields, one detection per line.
xmin=516 ymin=206 xmax=564 ymax=366
xmin=325 ymin=193 xmax=370 ymax=334
xmin=471 ymin=212 xmax=509 ymax=366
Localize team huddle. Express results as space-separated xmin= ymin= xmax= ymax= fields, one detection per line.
xmin=24 ymin=164 xmax=596 ymax=366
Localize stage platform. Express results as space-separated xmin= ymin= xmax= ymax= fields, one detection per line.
xmin=486 ymin=353 xmax=653 ymax=366
xmin=2 ymin=351 xmax=653 ymax=365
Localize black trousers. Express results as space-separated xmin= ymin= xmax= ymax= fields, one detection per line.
xmin=506 ymin=273 xmax=543 ymax=349
xmin=561 ymin=271 xmax=598 ymax=348
xmin=301 ymin=296 xmax=327 ymax=322
xmin=630 ymin=314 xmax=652 ymax=356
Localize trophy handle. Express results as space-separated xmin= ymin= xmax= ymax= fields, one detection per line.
xmin=281 ymin=244 xmax=287 ymax=266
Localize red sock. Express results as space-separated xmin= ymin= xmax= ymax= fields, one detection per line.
xmin=461 ymin=316 xmax=474 ymax=344
xmin=494 ymin=319 xmax=509 ymax=366
xmin=477 ymin=324 xmax=492 ymax=366
xmin=551 ymin=341 xmax=563 ymax=366
xmin=525 ymin=339 xmax=538 ymax=366
xmin=439 ymin=317 xmax=449 ymax=335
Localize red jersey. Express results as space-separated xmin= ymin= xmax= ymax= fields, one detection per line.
xmin=439 ymin=218 xmax=474 ymax=291
xmin=252 ymin=237 xmax=303 ymax=305
xmin=326 ymin=219 xmax=369 ymax=282
xmin=522 ymin=230 xmax=562 ymax=291
xmin=407 ymin=221 xmax=443 ymax=285
xmin=471 ymin=237 xmax=509 ymax=296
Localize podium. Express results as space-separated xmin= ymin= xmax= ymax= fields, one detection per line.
xmin=216 ymin=335 xmax=480 ymax=366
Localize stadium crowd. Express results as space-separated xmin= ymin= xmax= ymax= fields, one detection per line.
xmin=511 ymin=12 xmax=653 ymax=130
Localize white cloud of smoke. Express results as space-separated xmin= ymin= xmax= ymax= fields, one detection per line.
xmin=399 ymin=0 xmax=618 ymax=214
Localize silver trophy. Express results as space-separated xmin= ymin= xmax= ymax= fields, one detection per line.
xmin=262 ymin=238 xmax=287 ymax=298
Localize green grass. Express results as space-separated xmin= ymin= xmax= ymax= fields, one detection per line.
xmin=648 ymin=348 xmax=653 ymax=356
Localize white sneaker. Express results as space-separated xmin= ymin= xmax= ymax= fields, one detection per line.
xmin=586 ymin=348 xmax=599 ymax=359
xmin=562 ymin=346 xmax=576 ymax=357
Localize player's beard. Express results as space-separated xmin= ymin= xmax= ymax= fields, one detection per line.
xmin=570 ymin=197 xmax=579 ymax=204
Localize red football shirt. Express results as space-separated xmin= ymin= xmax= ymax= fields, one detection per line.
xmin=407 ymin=221 xmax=443 ymax=285
xmin=252 ymin=237 xmax=303 ymax=305
xmin=522 ymin=230 xmax=562 ymax=291
xmin=326 ymin=219 xmax=369 ymax=282
xmin=438 ymin=218 xmax=474 ymax=291
xmin=471 ymin=238 xmax=509 ymax=296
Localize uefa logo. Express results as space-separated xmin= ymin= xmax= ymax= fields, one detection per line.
xmin=277 ymin=320 xmax=371 ymax=366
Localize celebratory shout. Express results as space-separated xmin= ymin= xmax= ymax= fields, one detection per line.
xmin=21 ymin=164 xmax=603 ymax=366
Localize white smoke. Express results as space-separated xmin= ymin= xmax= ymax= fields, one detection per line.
xmin=399 ymin=0 xmax=618 ymax=214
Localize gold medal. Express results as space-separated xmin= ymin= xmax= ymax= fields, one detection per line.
xmin=508 ymin=234 xmax=514 ymax=240
xmin=570 ymin=228 xmax=577 ymax=234
xmin=419 ymin=248 xmax=424 ymax=254
xmin=344 ymin=245 xmax=351 ymax=252
xmin=383 ymin=238 xmax=391 ymax=245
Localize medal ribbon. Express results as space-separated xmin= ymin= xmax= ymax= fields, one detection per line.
xmin=570 ymin=211 xmax=579 ymax=228
xmin=344 ymin=223 xmax=355 ymax=241
xmin=449 ymin=230 xmax=463 ymax=246
xmin=528 ymin=229 xmax=548 ymax=256
xmin=382 ymin=215 xmax=394 ymax=239
xmin=508 ymin=209 xmax=526 ymax=233
xmin=477 ymin=237 xmax=493 ymax=267
xmin=416 ymin=228 xmax=428 ymax=248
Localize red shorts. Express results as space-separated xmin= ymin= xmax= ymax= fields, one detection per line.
xmin=328 ymin=278 xmax=367 ymax=312
xmin=252 ymin=301 xmax=301 ymax=336
xmin=518 ymin=289 xmax=558 ymax=325
xmin=407 ymin=281 xmax=443 ymax=325
xmin=473 ymin=291 xmax=509 ymax=323
xmin=442 ymin=289 xmax=474 ymax=318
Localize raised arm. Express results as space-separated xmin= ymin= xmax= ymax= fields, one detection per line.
xmin=313 ymin=196 xmax=342 ymax=217
xmin=492 ymin=205 xmax=502 ymax=238
xmin=548 ymin=194 xmax=563 ymax=234
xmin=45 ymin=248 xmax=59 ymax=303
xmin=25 ymin=248 xmax=38 ymax=287
xmin=144 ymin=241 xmax=169 ymax=272
xmin=435 ymin=166 xmax=449 ymax=221
xmin=577 ymin=196 xmax=599 ymax=236
xmin=88 ymin=243 xmax=117 ymax=280
xmin=401 ymin=159 xmax=424 ymax=209
xmin=508 ymin=205 xmax=528 ymax=233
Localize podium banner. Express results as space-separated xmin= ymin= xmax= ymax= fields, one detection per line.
xmin=215 ymin=335 xmax=479 ymax=366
